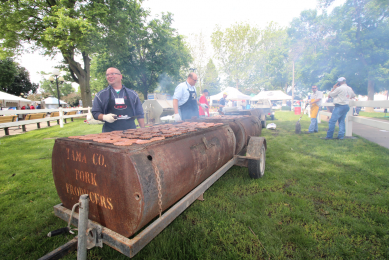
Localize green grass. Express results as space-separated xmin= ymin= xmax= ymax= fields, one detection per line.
xmin=359 ymin=111 xmax=389 ymax=120
xmin=1 ymin=115 xmax=389 ymax=259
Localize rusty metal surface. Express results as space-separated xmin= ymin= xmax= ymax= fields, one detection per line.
xmin=52 ymin=123 xmax=235 ymax=237
xmin=52 ymin=157 xmax=238 ymax=258
xmin=224 ymin=108 xmax=265 ymax=121
xmin=189 ymin=115 xmax=262 ymax=154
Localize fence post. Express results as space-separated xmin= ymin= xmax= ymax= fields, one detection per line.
xmin=345 ymin=102 xmax=353 ymax=137
xmin=87 ymin=107 xmax=92 ymax=120
xmin=59 ymin=107 xmax=64 ymax=128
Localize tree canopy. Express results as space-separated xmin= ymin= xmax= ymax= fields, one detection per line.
xmin=93 ymin=13 xmax=191 ymax=99
xmin=288 ymin=0 xmax=389 ymax=105
xmin=203 ymin=59 xmax=220 ymax=95
xmin=0 ymin=59 xmax=38 ymax=96
xmin=0 ymin=0 xmax=145 ymax=107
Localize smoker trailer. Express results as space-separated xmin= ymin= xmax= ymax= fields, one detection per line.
xmin=41 ymin=116 xmax=267 ymax=259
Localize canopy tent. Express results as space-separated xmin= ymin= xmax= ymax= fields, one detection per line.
xmin=210 ymin=87 xmax=252 ymax=102
xmin=0 ymin=91 xmax=32 ymax=108
xmin=43 ymin=96 xmax=67 ymax=109
xmin=251 ymin=90 xmax=292 ymax=101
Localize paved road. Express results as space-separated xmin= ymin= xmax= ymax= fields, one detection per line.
xmin=320 ymin=115 xmax=389 ymax=149
xmin=352 ymin=117 xmax=389 ymax=149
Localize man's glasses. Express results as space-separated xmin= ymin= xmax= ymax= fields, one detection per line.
xmin=106 ymin=73 xmax=121 ymax=77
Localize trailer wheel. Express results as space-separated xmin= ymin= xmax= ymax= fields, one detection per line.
xmin=248 ymin=145 xmax=266 ymax=179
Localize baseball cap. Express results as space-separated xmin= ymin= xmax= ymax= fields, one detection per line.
xmin=223 ymin=92 xmax=228 ymax=95
xmin=337 ymin=77 xmax=346 ymax=82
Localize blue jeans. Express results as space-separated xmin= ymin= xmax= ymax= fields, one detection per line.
xmin=326 ymin=105 xmax=349 ymax=139
xmin=308 ymin=112 xmax=319 ymax=133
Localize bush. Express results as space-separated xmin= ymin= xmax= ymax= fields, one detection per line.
xmin=281 ymin=106 xmax=291 ymax=111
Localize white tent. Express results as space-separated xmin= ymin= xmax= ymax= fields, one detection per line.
xmin=210 ymin=87 xmax=252 ymax=102
xmin=251 ymin=90 xmax=292 ymax=101
xmin=43 ymin=96 xmax=67 ymax=109
xmin=0 ymin=91 xmax=32 ymax=108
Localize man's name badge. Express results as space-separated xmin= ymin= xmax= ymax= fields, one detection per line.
xmin=115 ymin=98 xmax=125 ymax=104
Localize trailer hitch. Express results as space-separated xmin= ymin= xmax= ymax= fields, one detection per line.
xmin=41 ymin=195 xmax=103 ymax=260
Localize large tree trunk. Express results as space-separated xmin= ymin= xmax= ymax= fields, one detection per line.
xmin=63 ymin=50 xmax=93 ymax=108
xmin=365 ymin=79 xmax=375 ymax=112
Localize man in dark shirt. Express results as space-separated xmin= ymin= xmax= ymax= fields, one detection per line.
xmin=92 ymin=67 xmax=145 ymax=132
xmin=218 ymin=92 xmax=228 ymax=114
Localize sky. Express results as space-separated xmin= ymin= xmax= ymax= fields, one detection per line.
xmin=16 ymin=0 xmax=345 ymax=87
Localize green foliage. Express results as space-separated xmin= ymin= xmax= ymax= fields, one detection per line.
xmin=289 ymin=1 xmax=389 ymax=98
xmin=0 ymin=0 xmax=145 ymax=107
xmin=0 ymin=59 xmax=38 ymax=96
xmin=203 ymin=59 xmax=220 ymax=95
xmin=93 ymin=12 xmax=191 ymax=99
xmin=0 ymin=58 xmax=17 ymax=90
xmin=39 ymin=79 xmax=74 ymax=98
xmin=211 ymin=23 xmax=261 ymax=89
xmin=63 ymin=92 xmax=81 ymax=107
xmin=249 ymin=23 xmax=291 ymax=91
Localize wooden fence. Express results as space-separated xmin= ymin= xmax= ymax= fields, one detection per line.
xmin=0 ymin=107 xmax=91 ymax=135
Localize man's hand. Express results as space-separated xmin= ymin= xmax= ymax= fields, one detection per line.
xmin=174 ymin=113 xmax=182 ymax=122
xmin=200 ymin=104 xmax=207 ymax=110
xmin=102 ymin=113 xmax=117 ymax=123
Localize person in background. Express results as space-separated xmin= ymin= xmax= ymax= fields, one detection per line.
xmin=324 ymin=77 xmax=356 ymax=140
xmin=198 ymin=89 xmax=210 ymax=117
xmin=353 ymin=98 xmax=361 ymax=116
xmin=92 ymin=67 xmax=145 ymax=132
xmin=30 ymin=104 xmax=35 ymax=109
xmin=36 ymin=104 xmax=41 ymax=109
xmin=173 ymin=72 xmax=205 ymax=121
xmin=218 ymin=92 xmax=228 ymax=114
xmin=306 ymin=85 xmax=323 ymax=133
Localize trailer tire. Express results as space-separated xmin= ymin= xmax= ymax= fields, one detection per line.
xmin=248 ymin=145 xmax=266 ymax=179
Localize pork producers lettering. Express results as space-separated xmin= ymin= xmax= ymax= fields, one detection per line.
xmin=65 ymin=183 xmax=114 ymax=210
xmin=66 ymin=148 xmax=107 ymax=167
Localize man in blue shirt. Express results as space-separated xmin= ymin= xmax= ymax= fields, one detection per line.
xmin=173 ymin=72 xmax=207 ymax=121
xmin=92 ymin=67 xmax=145 ymax=132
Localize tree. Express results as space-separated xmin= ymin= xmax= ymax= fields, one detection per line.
xmin=203 ymin=59 xmax=220 ymax=95
xmin=289 ymin=1 xmax=389 ymax=112
xmin=249 ymin=23 xmax=291 ymax=92
xmin=188 ymin=32 xmax=208 ymax=94
xmin=94 ymin=13 xmax=191 ymax=99
xmin=0 ymin=58 xmax=17 ymax=91
xmin=0 ymin=0 xmax=145 ymax=107
xmin=63 ymin=92 xmax=81 ymax=107
xmin=211 ymin=23 xmax=261 ymax=90
xmin=0 ymin=60 xmax=38 ymax=96
xmin=39 ymin=79 xmax=74 ymax=98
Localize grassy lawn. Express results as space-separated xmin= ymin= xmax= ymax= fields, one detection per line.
xmin=359 ymin=111 xmax=389 ymax=120
xmin=1 ymin=114 xmax=389 ymax=259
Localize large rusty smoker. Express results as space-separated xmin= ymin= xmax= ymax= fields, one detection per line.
xmin=43 ymin=114 xmax=267 ymax=259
